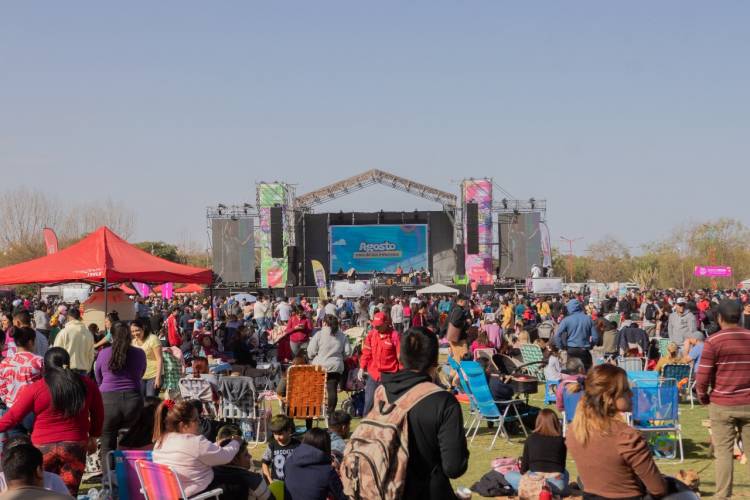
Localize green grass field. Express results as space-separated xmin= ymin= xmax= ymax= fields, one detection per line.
xmin=250 ymin=388 xmax=750 ymax=498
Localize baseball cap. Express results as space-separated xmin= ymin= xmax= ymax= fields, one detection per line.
xmin=371 ymin=311 xmax=386 ymax=327
xmin=675 ymin=298 xmax=687 ymax=305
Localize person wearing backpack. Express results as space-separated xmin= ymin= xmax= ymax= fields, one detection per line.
xmin=342 ymin=327 xmax=469 ymax=500
xmin=641 ymin=295 xmax=658 ymax=337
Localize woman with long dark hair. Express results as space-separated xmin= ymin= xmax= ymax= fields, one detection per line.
xmin=94 ymin=321 xmax=146 ymax=470
xmin=93 ymin=311 xmax=120 ymax=350
xmin=131 ymin=318 xmax=163 ymax=397
xmin=0 ymin=347 xmax=103 ymax=496
xmin=307 ymin=315 xmax=352 ymax=415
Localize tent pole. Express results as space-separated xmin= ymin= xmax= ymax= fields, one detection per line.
xmin=104 ymin=278 xmax=108 ymax=317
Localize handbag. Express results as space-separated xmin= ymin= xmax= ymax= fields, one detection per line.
xmin=446 ymin=322 xmax=462 ymax=343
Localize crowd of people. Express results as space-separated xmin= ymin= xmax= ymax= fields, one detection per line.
xmin=0 ymin=284 xmax=745 ymax=499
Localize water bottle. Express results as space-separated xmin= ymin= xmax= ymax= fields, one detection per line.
xmin=539 ymin=483 xmax=552 ymax=500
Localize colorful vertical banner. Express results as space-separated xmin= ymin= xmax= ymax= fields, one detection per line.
xmin=311 ymin=259 xmax=328 ymax=301
xmin=42 ymin=228 xmax=59 ymax=255
xmin=258 ymin=183 xmax=289 ymax=288
xmin=132 ymin=282 xmax=151 ymax=298
xmin=161 ymin=282 xmax=174 ymax=299
xmin=463 ymin=179 xmax=493 ymax=285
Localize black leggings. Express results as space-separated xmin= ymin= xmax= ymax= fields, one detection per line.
xmin=326 ymin=372 xmax=342 ymax=416
xmin=100 ymin=390 xmax=143 ymax=469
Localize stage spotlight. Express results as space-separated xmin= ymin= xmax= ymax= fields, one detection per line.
xmin=502 ymin=198 xmax=508 ymax=209
xmin=243 ymin=203 xmax=253 ymax=209
xmin=218 ymin=204 xmax=227 ymax=209
xmin=529 ymin=198 xmax=536 ymax=209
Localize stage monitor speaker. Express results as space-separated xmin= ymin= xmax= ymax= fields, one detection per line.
xmin=466 ymin=202 xmax=479 ymax=254
xmin=287 ymin=245 xmax=298 ymax=285
xmin=456 ymin=244 xmax=466 ymax=275
xmin=270 ymin=206 xmax=284 ymax=258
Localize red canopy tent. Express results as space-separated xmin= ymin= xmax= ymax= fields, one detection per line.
xmin=175 ymin=283 xmax=204 ymax=294
xmin=0 ymin=226 xmax=212 ymax=286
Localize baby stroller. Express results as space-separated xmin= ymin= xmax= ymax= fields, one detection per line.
xmin=340 ymin=340 xmax=366 ymax=418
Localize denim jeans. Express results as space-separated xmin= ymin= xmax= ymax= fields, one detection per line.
xmin=504 ymin=470 xmax=569 ymax=497
xmin=363 ymin=376 xmax=381 ymax=416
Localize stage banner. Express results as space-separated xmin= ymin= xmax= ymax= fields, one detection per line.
xmin=332 ymin=280 xmax=372 ymax=298
xmin=42 ymin=228 xmax=59 ymax=255
xmin=311 ymin=259 xmax=328 ymax=301
xmin=330 ymin=225 xmax=428 ymax=274
xmin=463 ymin=179 xmax=493 ymax=285
xmin=258 ymin=183 xmax=289 ymax=288
xmin=161 ymin=282 xmax=174 ymax=299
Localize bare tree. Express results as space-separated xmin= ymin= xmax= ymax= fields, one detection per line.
xmin=0 ymin=188 xmax=61 ymax=249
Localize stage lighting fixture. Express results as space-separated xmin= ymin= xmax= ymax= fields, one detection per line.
xmin=218 ymin=204 xmax=227 ymax=209
xmin=243 ymin=203 xmax=253 ymax=209
xmin=529 ymin=198 xmax=535 ymax=209
xmin=502 ymin=199 xmax=508 ymax=209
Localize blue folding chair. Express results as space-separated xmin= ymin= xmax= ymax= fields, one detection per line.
xmin=661 ymin=363 xmax=694 ymax=408
xmin=447 ymin=356 xmax=477 ymax=428
xmin=561 ymin=388 xmax=583 ymax=436
xmin=631 ymin=378 xmax=683 ymax=462
xmin=544 ymin=379 xmax=559 ymax=405
xmin=461 ymin=361 xmax=528 ymax=449
xmin=627 ymin=371 xmax=659 ymax=384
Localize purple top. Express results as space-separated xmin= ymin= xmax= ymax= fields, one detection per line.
xmin=95 ymin=346 xmax=146 ymax=393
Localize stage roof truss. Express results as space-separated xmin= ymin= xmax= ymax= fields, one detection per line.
xmin=294 ymin=169 xmax=457 ymax=212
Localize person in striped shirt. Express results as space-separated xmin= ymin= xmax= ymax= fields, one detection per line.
xmin=695 ymin=299 xmax=750 ymax=500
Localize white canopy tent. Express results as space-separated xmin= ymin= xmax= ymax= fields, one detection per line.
xmin=82 ymin=290 xmax=135 ymax=330
xmin=416 ymin=283 xmax=460 ymax=295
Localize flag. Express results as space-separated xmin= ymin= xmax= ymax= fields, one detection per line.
xmin=42 ymin=228 xmax=59 ymax=255
xmin=161 ymin=282 xmax=174 ymax=299
xmin=540 ymin=222 xmax=552 ymax=268
xmin=132 ymin=282 xmax=151 ymax=298
xmin=311 ymin=260 xmax=328 ymax=302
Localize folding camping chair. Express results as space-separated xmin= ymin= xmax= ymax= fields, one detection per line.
xmin=662 ymin=363 xmax=694 ymax=408
xmin=617 ymin=356 xmax=645 ymax=372
xmin=218 ymin=376 xmax=267 ymax=446
xmin=627 ymin=370 xmax=659 ymax=385
xmin=461 ymin=361 xmax=528 ymax=449
xmin=631 ymin=378 xmax=684 ymax=462
xmin=179 ymin=377 xmax=217 ymax=418
xmin=284 ymin=365 xmax=328 ymax=426
xmin=135 ymin=459 xmax=223 ymax=500
xmin=658 ymin=338 xmax=671 ymax=357
xmin=561 ymin=388 xmax=583 ymax=437
xmin=519 ymin=344 xmax=546 ymax=381
xmin=473 ymin=347 xmax=496 ymax=361
xmin=104 ymin=450 xmax=152 ymax=500
xmin=447 ymin=356 xmax=476 ymax=428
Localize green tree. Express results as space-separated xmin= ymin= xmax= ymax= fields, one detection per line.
xmin=135 ymin=241 xmax=181 ymax=262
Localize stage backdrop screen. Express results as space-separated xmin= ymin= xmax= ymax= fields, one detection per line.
xmin=330 ymin=225 xmax=428 ymax=274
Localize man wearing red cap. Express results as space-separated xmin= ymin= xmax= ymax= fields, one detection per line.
xmin=359 ymin=311 xmax=401 ymax=415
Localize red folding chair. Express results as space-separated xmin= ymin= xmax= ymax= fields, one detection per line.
xmin=134 ymin=459 xmax=223 ymax=500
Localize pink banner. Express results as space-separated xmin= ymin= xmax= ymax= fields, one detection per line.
xmin=161 ymin=282 xmax=174 ymax=299
xmin=42 ymin=228 xmax=59 ymax=255
xmin=694 ymin=266 xmax=732 ymax=278
xmin=132 ymin=282 xmax=151 ymax=298
xmin=463 ymin=179 xmax=493 ymax=285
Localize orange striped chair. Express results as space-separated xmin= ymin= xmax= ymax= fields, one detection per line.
xmin=134 ymin=460 xmax=223 ymax=500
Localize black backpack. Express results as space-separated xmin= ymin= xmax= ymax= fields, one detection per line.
xmin=644 ymin=303 xmax=657 ymax=321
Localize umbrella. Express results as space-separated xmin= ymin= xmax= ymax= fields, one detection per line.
xmin=231 ymin=293 xmax=257 ymax=303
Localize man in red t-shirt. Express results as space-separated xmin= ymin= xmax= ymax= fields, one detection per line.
xmin=359 ymin=312 xmax=400 ymax=415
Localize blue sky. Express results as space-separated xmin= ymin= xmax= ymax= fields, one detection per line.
xmin=1 ymin=2 xmax=748 ymax=254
